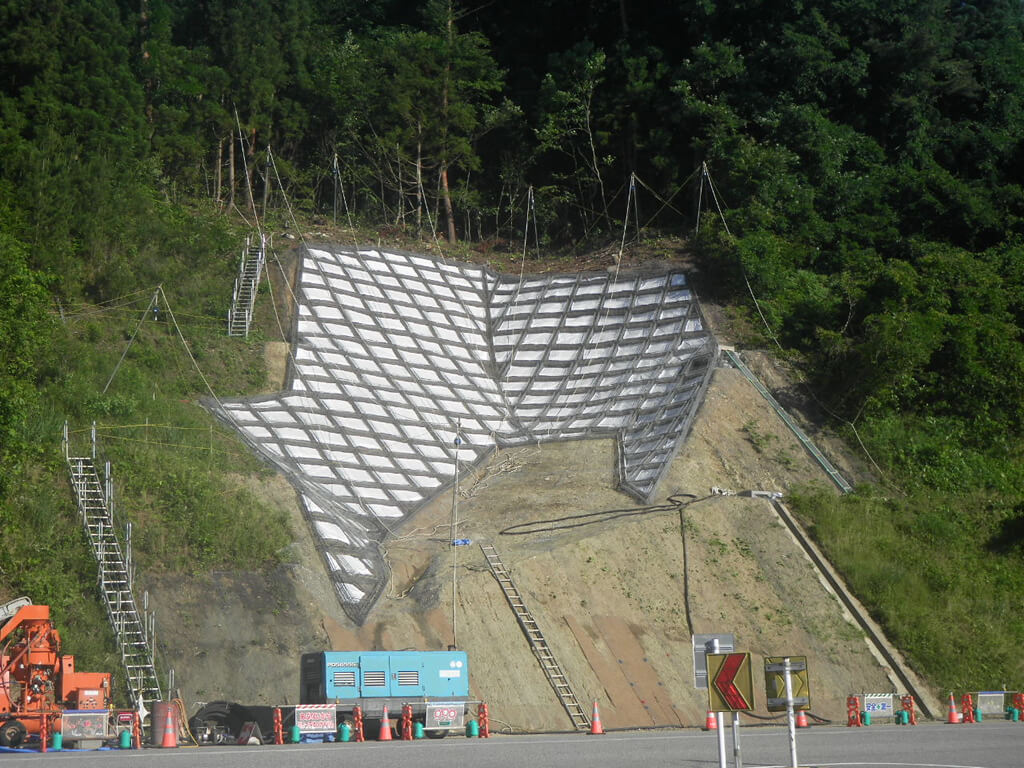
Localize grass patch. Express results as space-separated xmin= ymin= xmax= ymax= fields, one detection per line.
xmin=789 ymin=485 xmax=1024 ymax=690
xmin=0 ymin=215 xmax=294 ymax=696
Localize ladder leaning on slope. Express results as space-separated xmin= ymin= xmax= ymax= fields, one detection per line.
xmin=480 ymin=543 xmax=591 ymax=731
xmin=63 ymin=422 xmax=162 ymax=720
xmin=227 ymin=232 xmax=269 ymax=338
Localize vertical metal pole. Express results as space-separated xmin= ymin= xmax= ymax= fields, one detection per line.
xmin=450 ymin=423 xmax=461 ymax=649
xmin=732 ymin=712 xmax=742 ymax=768
xmin=98 ymin=521 xmax=104 ymax=581
xmin=784 ymin=658 xmax=798 ymax=768
xmin=91 ymin=421 xmax=97 ymax=460
xmin=710 ymin=639 xmax=726 ymax=768
xmin=106 ymin=462 xmax=113 ymax=529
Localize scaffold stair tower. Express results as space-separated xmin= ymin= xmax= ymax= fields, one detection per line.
xmin=63 ymin=422 xmax=162 ymax=717
xmin=480 ymin=544 xmax=590 ymax=730
xmin=227 ymin=232 xmax=268 ymax=337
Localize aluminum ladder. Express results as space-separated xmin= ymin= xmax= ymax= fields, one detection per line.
xmin=64 ymin=424 xmax=162 ymax=717
xmin=227 ymin=232 xmax=267 ymax=337
xmin=479 ymin=544 xmax=590 ymax=730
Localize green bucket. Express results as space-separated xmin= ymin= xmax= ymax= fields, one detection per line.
xmin=119 ymin=729 xmax=132 ymax=749
xmin=338 ymin=722 xmax=351 ymax=743
xmin=51 ymin=732 xmax=63 ymax=751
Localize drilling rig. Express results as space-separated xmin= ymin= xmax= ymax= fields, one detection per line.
xmin=0 ymin=598 xmax=112 ymax=747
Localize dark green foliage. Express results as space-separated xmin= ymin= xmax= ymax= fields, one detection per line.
xmin=0 ymin=230 xmax=52 ymax=488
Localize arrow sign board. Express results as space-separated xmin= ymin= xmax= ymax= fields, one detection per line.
xmin=707 ymin=652 xmax=754 ymax=712
xmin=764 ymin=656 xmax=811 ymax=712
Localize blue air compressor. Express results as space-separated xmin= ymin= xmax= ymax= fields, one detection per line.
xmin=300 ymin=650 xmax=470 ymax=734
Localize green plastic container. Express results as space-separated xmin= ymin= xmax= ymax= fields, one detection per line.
xmin=51 ymin=732 xmax=63 ymax=751
xmin=466 ymin=719 xmax=479 ymax=737
xmin=975 ymin=708 xmax=982 ymax=723
xmin=338 ymin=723 xmax=351 ymax=743
xmin=413 ymin=721 xmax=425 ymax=739
xmin=290 ymin=724 xmax=301 ymax=743
xmin=860 ymin=711 xmax=871 ymax=726
xmin=119 ymin=729 xmax=132 ymax=749
xmin=1013 ymin=708 xmax=1021 ymax=722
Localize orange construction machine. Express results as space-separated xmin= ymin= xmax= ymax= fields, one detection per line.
xmin=0 ymin=598 xmax=112 ymax=747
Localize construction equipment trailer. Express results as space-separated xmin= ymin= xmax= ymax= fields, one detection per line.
xmin=188 ymin=649 xmax=471 ymax=743
xmin=0 ymin=597 xmax=112 ymax=747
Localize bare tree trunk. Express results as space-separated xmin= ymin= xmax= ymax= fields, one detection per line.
xmin=415 ymin=137 xmax=423 ymax=234
xmin=396 ymin=142 xmax=404 ymax=227
xmin=584 ymin=93 xmax=611 ymax=230
xmin=227 ymin=135 xmax=236 ymax=212
xmin=215 ymin=137 xmax=223 ymax=207
xmin=261 ymin=145 xmax=271 ymax=219
xmin=246 ymin=127 xmax=257 ymax=219
xmin=440 ymin=0 xmax=457 ymax=244
xmin=441 ymin=166 xmax=457 ymax=243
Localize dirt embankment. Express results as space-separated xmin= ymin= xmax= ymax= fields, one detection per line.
xmin=151 ymin=359 xmax=898 ymax=728
xmin=149 ymin=237 xmax=900 ymax=729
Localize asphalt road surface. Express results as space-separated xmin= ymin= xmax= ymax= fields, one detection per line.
xmin=2 ymin=723 xmax=1021 ymax=767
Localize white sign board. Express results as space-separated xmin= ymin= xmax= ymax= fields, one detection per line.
xmin=862 ymin=693 xmax=895 ymax=719
xmin=425 ymin=702 xmax=465 ymax=729
xmin=692 ymin=633 xmax=735 ymax=689
xmin=61 ymin=710 xmax=110 ymax=740
xmin=294 ymin=704 xmax=338 ymax=733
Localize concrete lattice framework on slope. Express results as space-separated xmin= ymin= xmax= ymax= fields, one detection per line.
xmin=205 ymin=245 xmax=719 ymax=623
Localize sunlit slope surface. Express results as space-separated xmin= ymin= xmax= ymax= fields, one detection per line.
xmin=207 ymin=245 xmax=718 ymax=622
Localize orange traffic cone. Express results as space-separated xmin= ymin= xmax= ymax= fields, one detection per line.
xmin=704 ymin=711 xmax=717 ymax=731
xmin=161 ymin=706 xmax=178 ymax=748
xmin=796 ymin=710 xmax=809 ymax=728
xmin=589 ymin=701 xmax=604 ymax=735
xmin=946 ymin=693 xmax=961 ymax=724
xmin=378 ymin=706 xmax=393 ymax=741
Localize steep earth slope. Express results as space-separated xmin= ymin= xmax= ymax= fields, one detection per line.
xmin=148 ymin=239 xmax=904 ymax=729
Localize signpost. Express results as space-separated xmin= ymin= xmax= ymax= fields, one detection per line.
xmin=707 ymin=650 xmax=752 ymax=768
xmin=763 ymin=657 xmax=808 ymax=768
xmin=764 ymin=656 xmax=810 ymax=711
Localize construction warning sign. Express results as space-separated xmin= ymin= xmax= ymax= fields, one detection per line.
xmin=707 ymin=652 xmax=754 ymax=712
xmin=764 ymin=656 xmax=811 ymax=712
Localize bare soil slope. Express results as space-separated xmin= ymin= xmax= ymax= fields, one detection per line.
xmin=150 ymin=237 xmax=901 ymax=729
xmin=152 ymin=361 xmax=898 ymax=728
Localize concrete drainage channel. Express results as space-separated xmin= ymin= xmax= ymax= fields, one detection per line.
xmin=724 ymin=346 xmax=941 ymax=719
xmin=769 ymin=499 xmax=941 ymax=719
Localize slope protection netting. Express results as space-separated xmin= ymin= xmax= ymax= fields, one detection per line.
xmin=205 ymin=245 xmax=719 ymax=623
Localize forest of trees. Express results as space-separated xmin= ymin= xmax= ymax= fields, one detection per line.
xmin=0 ymin=0 xmax=1022 ymax=686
